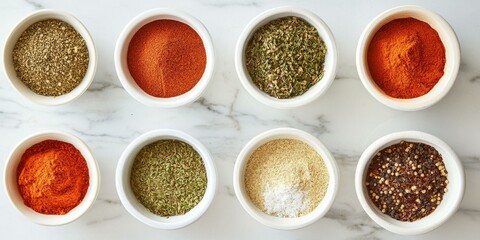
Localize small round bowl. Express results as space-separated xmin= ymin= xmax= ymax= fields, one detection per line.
xmin=114 ymin=9 xmax=215 ymax=108
xmin=355 ymin=131 xmax=465 ymax=235
xmin=235 ymin=6 xmax=338 ymax=109
xmin=3 ymin=9 xmax=97 ymax=106
xmin=356 ymin=5 xmax=460 ymax=111
xmin=233 ymin=128 xmax=339 ymax=230
xmin=3 ymin=131 xmax=100 ymax=226
xmin=116 ymin=129 xmax=217 ymax=229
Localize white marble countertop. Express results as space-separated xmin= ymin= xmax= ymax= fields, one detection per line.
xmin=1 ymin=0 xmax=480 ymax=239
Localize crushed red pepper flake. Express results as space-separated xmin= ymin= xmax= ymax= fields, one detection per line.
xmin=366 ymin=140 xmax=448 ymax=222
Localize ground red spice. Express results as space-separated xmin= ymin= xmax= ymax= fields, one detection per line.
xmin=127 ymin=20 xmax=206 ymax=98
xmin=367 ymin=18 xmax=446 ymax=99
xmin=17 ymin=140 xmax=89 ymax=215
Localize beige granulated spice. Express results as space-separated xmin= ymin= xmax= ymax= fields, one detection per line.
xmin=12 ymin=19 xmax=89 ymax=96
xmin=244 ymin=139 xmax=329 ymax=217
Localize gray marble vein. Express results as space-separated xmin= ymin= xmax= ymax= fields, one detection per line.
xmin=203 ymin=1 xmax=260 ymax=8
xmin=24 ymin=0 xmax=42 ymax=9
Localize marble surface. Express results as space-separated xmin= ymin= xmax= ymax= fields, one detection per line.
xmin=1 ymin=0 xmax=480 ymax=239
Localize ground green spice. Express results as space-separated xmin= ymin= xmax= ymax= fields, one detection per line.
xmin=130 ymin=140 xmax=207 ymax=217
xmin=245 ymin=16 xmax=327 ymax=99
xmin=12 ymin=19 xmax=89 ymax=96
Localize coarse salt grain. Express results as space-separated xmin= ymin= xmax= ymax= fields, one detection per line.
xmin=245 ymin=139 xmax=329 ymax=218
xmin=263 ymin=184 xmax=309 ymax=218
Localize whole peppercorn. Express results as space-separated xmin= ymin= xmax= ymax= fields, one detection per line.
xmin=366 ymin=141 xmax=448 ymax=222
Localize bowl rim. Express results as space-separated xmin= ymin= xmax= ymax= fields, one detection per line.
xmin=115 ymin=129 xmax=217 ymax=229
xmin=114 ymin=8 xmax=215 ymax=108
xmin=3 ymin=130 xmax=101 ymax=226
xmin=355 ymin=130 xmax=465 ymax=235
xmin=233 ymin=127 xmax=339 ymax=230
xmin=2 ymin=9 xmax=98 ymax=106
xmin=235 ymin=6 xmax=338 ymax=109
xmin=356 ymin=5 xmax=461 ymax=111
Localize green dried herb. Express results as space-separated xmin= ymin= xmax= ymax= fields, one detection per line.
xmin=130 ymin=140 xmax=207 ymax=217
xmin=12 ymin=19 xmax=89 ymax=96
xmin=245 ymin=16 xmax=327 ymax=99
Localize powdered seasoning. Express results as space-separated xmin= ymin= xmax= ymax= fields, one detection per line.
xmin=244 ymin=139 xmax=329 ymax=218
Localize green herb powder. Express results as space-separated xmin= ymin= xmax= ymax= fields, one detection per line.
xmin=130 ymin=140 xmax=207 ymax=217
xmin=245 ymin=16 xmax=327 ymax=99
xmin=12 ymin=19 xmax=89 ymax=96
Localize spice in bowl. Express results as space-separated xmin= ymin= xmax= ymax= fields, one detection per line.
xmin=127 ymin=20 xmax=206 ymax=98
xmin=12 ymin=19 xmax=89 ymax=96
xmin=17 ymin=140 xmax=89 ymax=215
xmin=367 ymin=18 xmax=446 ymax=99
xmin=130 ymin=140 xmax=207 ymax=216
xmin=245 ymin=16 xmax=327 ymax=99
xmin=244 ymin=139 xmax=329 ymax=218
xmin=366 ymin=141 xmax=448 ymax=222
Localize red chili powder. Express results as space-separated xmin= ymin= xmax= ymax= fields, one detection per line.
xmin=367 ymin=18 xmax=446 ymax=99
xmin=127 ymin=20 xmax=207 ymax=98
xmin=17 ymin=140 xmax=89 ymax=215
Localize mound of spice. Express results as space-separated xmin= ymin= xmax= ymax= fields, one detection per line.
xmin=127 ymin=20 xmax=206 ymax=98
xmin=130 ymin=140 xmax=207 ymax=216
xmin=244 ymin=139 xmax=329 ymax=218
xmin=245 ymin=16 xmax=327 ymax=99
xmin=13 ymin=19 xmax=89 ymax=96
xmin=17 ymin=140 xmax=89 ymax=215
xmin=367 ymin=18 xmax=446 ymax=99
xmin=366 ymin=141 xmax=448 ymax=222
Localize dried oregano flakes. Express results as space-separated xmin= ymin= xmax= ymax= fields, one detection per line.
xmin=245 ymin=16 xmax=327 ymax=99
xmin=130 ymin=139 xmax=207 ymax=217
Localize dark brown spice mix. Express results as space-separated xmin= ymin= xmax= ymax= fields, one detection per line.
xmin=366 ymin=141 xmax=448 ymax=222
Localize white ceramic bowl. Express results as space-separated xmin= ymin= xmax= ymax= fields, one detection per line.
xmin=235 ymin=6 xmax=338 ymax=109
xmin=3 ymin=9 xmax=97 ymax=106
xmin=233 ymin=128 xmax=339 ymax=230
xmin=116 ymin=129 xmax=217 ymax=229
xmin=114 ymin=8 xmax=215 ymax=108
xmin=355 ymin=131 xmax=465 ymax=235
xmin=3 ymin=131 xmax=100 ymax=226
xmin=356 ymin=5 xmax=460 ymax=111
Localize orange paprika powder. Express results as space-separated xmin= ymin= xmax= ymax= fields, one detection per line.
xmin=367 ymin=17 xmax=446 ymax=99
xmin=17 ymin=140 xmax=89 ymax=215
xmin=127 ymin=20 xmax=207 ymax=98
